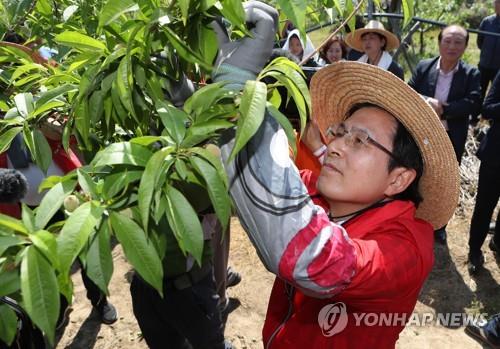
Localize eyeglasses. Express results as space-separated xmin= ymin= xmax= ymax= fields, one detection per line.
xmin=325 ymin=123 xmax=402 ymax=164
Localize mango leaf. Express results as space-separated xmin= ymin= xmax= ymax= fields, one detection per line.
xmin=85 ymin=220 xmax=113 ymax=295
xmin=30 ymin=230 xmax=59 ymax=269
xmin=35 ymin=84 xmax=77 ymax=108
xmin=57 ymin=202 xmax=104 ymax=275
xmin=35 ymin=180 xmax=77 ymax=230
xmin=57 ymin=272 xmax=73 ymax=306
xmin=0 ymin=214 xmax=28 ymax=235
xmin=29 ymin=130 xmax=52 ymax=174
xmin=116 ymin=56 xmax=136 ymax=118
xmin=0 ymin=127 xmax=22 ymax=153
xmin=110 ymin=212 xmax=163 ymax=295
xmin=276 ymin=0 xmax=307 ymax=42
xmin=138 ymin=148 xmax=175 ymax=232
xmin=164 ymin=185 xmax=204 ymax=265
xmin=402 ymin=0 xmax=414 ymax=28
xmin=31 ymin=101 xmax=66 ymax=118
xmin=228 ymin=80 xmax=267 ymax=162
xmin=91 ymin=142 xmax=153 ymax=167
xmin=21 ymin=204 xmax=35 ymax=233
xmin=190 ymin=156 xmax=231 ymax=231
xmin=0 ymin=269 xmax=20 ymax=296
xmin=157 ymin=103 xmax=188 ymax=145
xmin=13 ymin=93 xmax=34 ymax=118
xmin=183 ymin=81 xmax=230 ymax=118
xmin=77 ymin=169 xmax=98 ymax=198
xmin=219 ymin=0 xmax=247 ymax=34
xmin=54 ymin=31 xmax=107 ymax=52
xmin=179 ymin=0 xmax=190 ymax=25
xmin=181 ymin=120 xmax=233 ymax=148
xmin=190 ymin=147 xmax=228 ymax=187
xmin=266 ymin=103 xmax=297 ymax=156
xmin=0 ymin=304 xmax=17 ymax=346
xmin=175 ymin=158 xmax=188 ymax=180
xmin=102 ymin=170 xmax=143 ymax=199
xmin=130 ymin=136 xmax=162 ymax=146
xmin=0 ymin=235 xmax=25 ymax=257
xmin=21 ymin=246 xmax=60 ymax=345
xmin=99 ymin=0 xmax=139 ymax=26
xmin=163 ymin=27 xmax=212 ymax=71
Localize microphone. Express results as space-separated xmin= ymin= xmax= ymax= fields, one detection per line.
xmin=0 ymin=169 xmax=28 ymax=203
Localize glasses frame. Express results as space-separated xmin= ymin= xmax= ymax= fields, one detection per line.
xmin=326 ymin=123 xmax=402 ymax=165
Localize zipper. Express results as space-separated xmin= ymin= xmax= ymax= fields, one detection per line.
xmin=265 ymin=283 xmax=295 ymax=349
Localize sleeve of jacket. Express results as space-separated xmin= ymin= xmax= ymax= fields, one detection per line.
xmin=443 ymin=66 xmax=482 ymax=120
xmin=407 ymin=61 xmax=429 ymax=97
xmin=219 ymin=114 xmax=356 ymax=297
xmin=483 ymin=72 xmax=500 ymax=120
xmin=477 ymin=18 xmax=485 ymax=49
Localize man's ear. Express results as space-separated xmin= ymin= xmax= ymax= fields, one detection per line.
xmin=384 ymin=167 xmax=417 ymax=197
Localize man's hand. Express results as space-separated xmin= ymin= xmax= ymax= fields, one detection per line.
xmin=426 ymin=97 xmax=444 ymax=116
xmin=213 ymin=1 xmax=278 ymax=75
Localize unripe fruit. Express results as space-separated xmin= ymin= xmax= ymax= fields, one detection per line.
xmin=205 ymin=144 xmax=221 ymax=158
xmin=64 ymin=195 xmax=80 ymax=212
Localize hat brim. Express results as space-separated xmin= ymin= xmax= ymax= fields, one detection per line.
xmin=310 ymin=62 xmax=459 ymax=229
xmin=345 ymin=28 xmax=400 ymax=52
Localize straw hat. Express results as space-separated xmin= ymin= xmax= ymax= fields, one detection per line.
xmin=310 ymin=61 xmax=459 ymax=229
xmin=345 ymin=20 xmax=400 ymax=52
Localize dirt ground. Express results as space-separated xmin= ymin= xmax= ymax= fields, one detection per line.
xmin=56 ymin=213 xmax=500 ymax=349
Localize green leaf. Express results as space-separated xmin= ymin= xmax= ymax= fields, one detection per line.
xmin=110 ymin=212 xmax=163 ymax=295
xmin=190 ymin=147 xmax=228 ymax=187
xmin=21 ymin=246 xmax=60 ymax=345
xmin=165 ymin=185 xmax=204 ymax=265
xmin=276 ymin=0 xmax=307 ymax=42
xmin=138 ymin=148 xmax=174 ymax=232
xmin=31 ymin=129 xmax=53 ymax=174
xmin=30 ymin=230 xmax=59 ymax=269
xmin=219 ymin=0 xmax=248 ymax=34
xmin=77 ymin=169 xmax=98 ymax=198
xmin=13 ymin=93 xmax=34 ymax=118
xmin=99 ymin=0 xmax=139 ymax=26
xmin=116 ymin=56 xmax=136 ymax=117
xmin=267 ymin=103 xmax=297 ymax=156
xmin=31 ymin=101 xmax=66 ymax=118
xmin=157 ymin=103 xmax=188 ymax=144
xmin=0 ymin=304 xmax=17 ymax=346
xmin=0 ymin=214 xmax=28 ymax=235
xmin=35 ymin=180 xmax=77 ymax=230
xmin=183 ymin=81 xmax=230 ymax=117
xmin=54 ymin=31 xmax=108 ymax=52
xmin=57 ymin=202 xmax=104 ymax=275
xmin=91 ymin=142 xmax=153 ymax=167
xmin=0 ymin=269 xmax=20 ymax=296
xmin=0 ymin=235 xmax=24 ymax=257
xmin=21 ymin=204 xmax=35 ymax=233
xmin=35 ymin=84 xmax=77 ymax=108
xmin=85 ymin=220 xmax=113 ymax=295
xmin=130 ymin=136 xmax=162 ymax=146
xmin=190 ymin=156 xmax=231 ymax=231
xmin=0 ymin=126 xmax=22 ymax=153
xmin=102 ymin=170 xmax=143 ymax=199
xmin=228 ymin=80 xmax=267 ymax=162
xmin=179 ymin=0 xmax=190 ymax=25
xmin=182 ymin=120 xmax=233 ymax=148
xmin=163 ymin=27 xmax=212 ymax=71
xmin=402 ymin=0 xmax=414 ymax=28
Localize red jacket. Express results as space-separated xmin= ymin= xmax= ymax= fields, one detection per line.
xmin=262 ymin=172 xmax=434 ymax=349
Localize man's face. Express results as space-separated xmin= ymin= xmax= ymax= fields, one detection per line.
xmin=438 ymin=27 xmax=467 ymax=64
xmin=361 ymin=32 xmax=385 ymax=56
xmin=317 ymin=107 xmax=399 ymax=206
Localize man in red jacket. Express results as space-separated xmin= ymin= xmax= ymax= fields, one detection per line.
xmin=213 ymin=6 xmax=460 ymax=347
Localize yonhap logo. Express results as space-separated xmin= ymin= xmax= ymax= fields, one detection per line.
xmin=318 ymin=302 xmax=348 ymax=336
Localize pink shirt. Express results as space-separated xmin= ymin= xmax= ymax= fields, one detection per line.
xmin=434 ymin=58 xmax=459 ymax=130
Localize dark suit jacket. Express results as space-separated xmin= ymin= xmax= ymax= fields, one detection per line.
xmin=408 ymin=57 xmax=481 ymax=162
xmin=478 ymin=71 xmax=500 ymax=165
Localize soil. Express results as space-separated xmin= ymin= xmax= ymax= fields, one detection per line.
xmin=56 ymin=215 xmax=500 ymax=349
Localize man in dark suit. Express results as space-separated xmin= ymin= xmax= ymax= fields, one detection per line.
xmin=408 ymin=24 xmax=482 ymax=243
xmin=467 ymin=71 xmax=500 ymax=273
